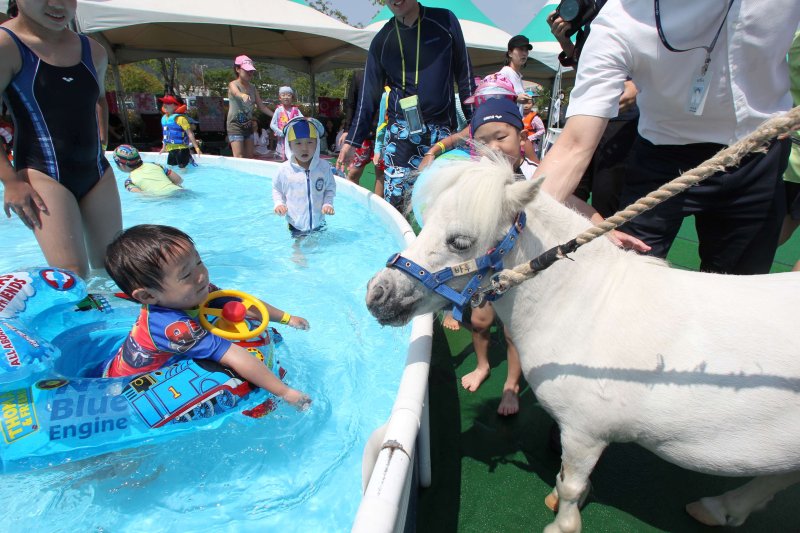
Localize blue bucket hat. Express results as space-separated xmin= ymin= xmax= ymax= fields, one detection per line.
xmin=470 ymin=97 xmax=524 ymax=134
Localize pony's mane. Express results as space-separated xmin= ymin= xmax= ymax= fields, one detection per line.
xmin=413 ymin=150 xmax=517 ymax=234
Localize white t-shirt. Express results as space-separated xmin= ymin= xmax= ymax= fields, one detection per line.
xmin=499 ymin=65 xmax=525 ymax=114
xmin=253 ymin=130 xmax=270 ymax=156
xmin=566 ymin=0 xmax=799 ymax=146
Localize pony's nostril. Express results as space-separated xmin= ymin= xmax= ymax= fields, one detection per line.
xmin=368 ymin=281 xmax=387 ymax=306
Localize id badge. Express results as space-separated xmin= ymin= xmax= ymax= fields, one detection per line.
xmin=400 ymin=95 xmax=424 ymax=134
xmin=685 ymin=70 xmax=710 ymax=116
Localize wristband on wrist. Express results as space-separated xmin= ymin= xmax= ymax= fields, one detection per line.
xmin=436 ymin=141 xmax=446 ymax=155
xmin=279 ymin=312 xmax=291 ymax=324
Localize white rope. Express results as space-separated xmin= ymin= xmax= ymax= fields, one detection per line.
xmin=492 ymin=105 xmax=800 ymax=292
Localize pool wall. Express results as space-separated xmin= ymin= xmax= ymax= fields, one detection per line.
xmin=140 ymin=153 xmax=431 ymax=533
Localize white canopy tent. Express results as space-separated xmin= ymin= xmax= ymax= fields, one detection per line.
xmin=72 ymin=0 xmax=374 ymax=73
xmin=366 ymin=1 xmax=556 ymax=79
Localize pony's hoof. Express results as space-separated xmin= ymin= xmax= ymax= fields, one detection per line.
xmin=545 ymin=492 xmax=559 ymax=512
xmin=686 ymin=499 xmax=725 ymax=526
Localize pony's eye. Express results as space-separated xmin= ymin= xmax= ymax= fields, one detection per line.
xmin=447 ymin=235 xmax=474 ymax=251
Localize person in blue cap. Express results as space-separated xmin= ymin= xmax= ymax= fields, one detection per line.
xmin=272 ymin=117 xmax=336 ymax=237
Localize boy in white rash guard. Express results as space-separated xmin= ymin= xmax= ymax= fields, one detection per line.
xmin=272 ymin=117 xmax=336 ymax=237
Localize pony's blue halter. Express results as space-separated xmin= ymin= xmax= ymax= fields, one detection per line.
xmin=385 ymin=212 xmax=526 ymax=322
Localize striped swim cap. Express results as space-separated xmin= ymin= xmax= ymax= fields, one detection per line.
xmin=113 ymin=144 xmax=142 ymax=166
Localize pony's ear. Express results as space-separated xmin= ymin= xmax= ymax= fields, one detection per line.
xmin=506 ymin=177 xmax=542 ymax=212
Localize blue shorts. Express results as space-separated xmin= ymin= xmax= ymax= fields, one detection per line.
xmin=228 ymin=133 xmax=253 ymax=143
xmin=382 ymin=119 xmax=451 ymax=211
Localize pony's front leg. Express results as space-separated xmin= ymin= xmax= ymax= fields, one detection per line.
xmin=543 ymin=429 xmax=606 ymax=533
xmin=686 ymin=471 xmax=800 ymax=527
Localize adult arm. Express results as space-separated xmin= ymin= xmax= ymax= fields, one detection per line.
xmin=346 ymin=39 xmax=384 ymax=149
xmin=536 ymin=114 xmax=607 ymax=203
xmin=254 ymin=91 xmax=274 ymax=118
xmin=449 ymin=11 xmax=475 ymax=120
xmin=0 ymin=31 xmax=47 ymax=229
xmin=547 ymin=11 xmax=576 ymax=64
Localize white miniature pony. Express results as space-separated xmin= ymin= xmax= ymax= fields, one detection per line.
xmin=366 ymin=156 xmax=800 ymax=533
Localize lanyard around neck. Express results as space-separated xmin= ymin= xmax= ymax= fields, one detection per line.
xmin=395 ymin=12 xmax=421 ymax=92
xmin=655 ymin=0 xmax=734 ymax=75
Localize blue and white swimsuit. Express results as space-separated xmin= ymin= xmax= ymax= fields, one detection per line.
xmin=1 ymin=27 xmax=109 ymax=201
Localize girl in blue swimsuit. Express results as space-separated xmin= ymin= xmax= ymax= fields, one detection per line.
xmin=0 ymin=0 xmax=122 ymax=279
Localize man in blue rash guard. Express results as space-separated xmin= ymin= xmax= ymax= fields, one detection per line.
xmin=336 ymin=0 xmax=475 ymax=212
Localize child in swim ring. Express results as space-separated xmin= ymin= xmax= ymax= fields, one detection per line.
xmin=103 ymin=224 xmax=311 ymax=409
xmin=113 ymin=145 xmax=184 ymax=195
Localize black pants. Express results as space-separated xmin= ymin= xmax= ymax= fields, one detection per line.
xmin=167 ymin=147 xmax=192 ymax=168
xmin=574 ymin=116 xmax=639 ymax=218
xmin=619 ymin=136 xmax=790 ymax=275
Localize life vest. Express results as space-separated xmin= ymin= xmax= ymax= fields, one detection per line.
xmin=162 ymin=114 xmax=188 ymax=146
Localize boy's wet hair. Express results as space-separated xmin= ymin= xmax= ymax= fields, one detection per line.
xmin=105 ymin=225 xmax=195 ymax=297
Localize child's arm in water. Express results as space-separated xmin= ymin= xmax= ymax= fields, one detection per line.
xmin=166 ymin=167 xmax=183 ymax=186
xmin=246 ymin=301 xmax=310 ymax=330
xmin=219 ymin=343 xmax=310 ymax=409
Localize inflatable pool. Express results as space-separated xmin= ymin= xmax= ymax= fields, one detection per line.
xmin=0 ymin=267 xmax=287 ymax=472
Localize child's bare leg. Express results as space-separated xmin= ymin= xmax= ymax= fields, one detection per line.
xmin=373 ymin=166 xmax=385 ymax=196
xmin=441 ymin=311 xmax=460 ymax=331
xmin=347 ymin=163 xmax=365 ymax=185
xmin=461 ymin=304 xmax=493 ymax=392
xmin=28 ymin=171 xmax=91 ymax=278
xmin=81 ymin=168 xmax=122 ymax=271
xmin=497 ymin=326 xmax=521 ymax=416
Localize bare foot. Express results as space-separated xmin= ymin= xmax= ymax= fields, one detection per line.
xmin=461 ymin=366 xmax=489 ymax=392
xmin=497 ymin=384 xmax=520 ymax=416
xmin=442 ymin=312 xmax=461 ymax=331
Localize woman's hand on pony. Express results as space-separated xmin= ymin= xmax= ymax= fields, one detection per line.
xmin=608 ymin=229 xmax=652 ymax=252
xmin=3 ymin=177 xmax=47 ymax=229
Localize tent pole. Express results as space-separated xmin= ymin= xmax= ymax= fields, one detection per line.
xmin=310 ymin=71 xmax=317 ymax=118
xmin=111 ymin=61 xmax=133 ymax=145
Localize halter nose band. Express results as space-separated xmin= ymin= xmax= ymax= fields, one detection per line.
xmin=386 ymin=212 xmax=526 ymax=321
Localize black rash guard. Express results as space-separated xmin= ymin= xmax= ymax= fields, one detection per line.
xmin=347 ymin=4 xmax=475 ymax=147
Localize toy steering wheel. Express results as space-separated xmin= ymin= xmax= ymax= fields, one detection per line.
xmin=199 ymin=290 xmax=268 ymax=341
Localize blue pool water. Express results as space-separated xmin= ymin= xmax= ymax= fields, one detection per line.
xmin=0 ymin=158 xmax=409 ymax=531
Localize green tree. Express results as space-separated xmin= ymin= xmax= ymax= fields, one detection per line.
xmin=307 ymin=0 xmax=350 ymax=24
xmin=105 ymin=64 xmax=163 ymax=94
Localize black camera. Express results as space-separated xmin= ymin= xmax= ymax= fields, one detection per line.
xmin=555 ymin=0 xmax=599 ymax=37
